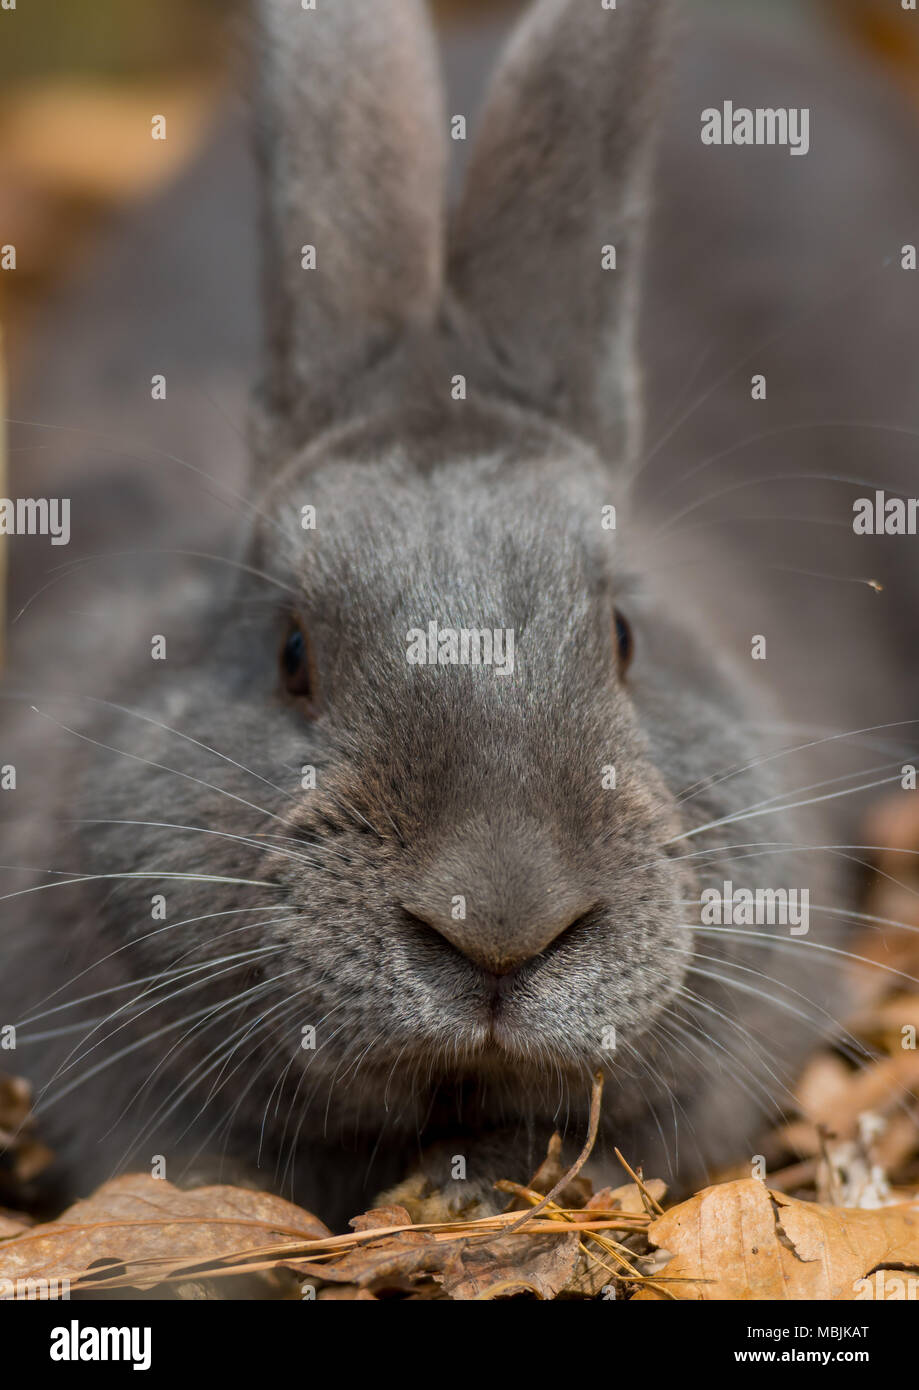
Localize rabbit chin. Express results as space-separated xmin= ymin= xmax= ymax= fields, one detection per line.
xmin=287 ymin=1028 xmax=672 ymax=1147
xmin=283 ymin=953 xmax=690 ymax=1128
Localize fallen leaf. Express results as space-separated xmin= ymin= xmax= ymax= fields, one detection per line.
xmin=0 ymin=1174 xmax=330 ymax=1291
xmin=349 ymin=1205 xmax=413 ymax=1233
xmin=513 ymin=1131 xmax=592 ymax=1209
xmin=316 ymin=1284 xmax=379 ymax=1301
xmin=295 ymin=1227 xmax=446 ymax=1290
xmin=437 ymin=1230 xmax=581 ymax=1301
xmin=795 ymin=1053 xmax=853 ymax=1122
xmin=634 ymin=1178 xmax=919 ymax=1300
xmin=0 ymin=1212 xmax=29 ymax=1239
xmin=584 ymin=1179 xmax=667 ymax=1216
xmin=297 ymin=1217 xmax=581 ymax=1300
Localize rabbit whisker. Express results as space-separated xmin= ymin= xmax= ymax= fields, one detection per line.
xmin=33 ymin=963 xmax=298 ymax=1115
xmin=4 ymin=412 xmax=288 ymax=545
xmin=20 ymin=943 xmax=288 ymax=1041
xmin=676 ymin=717 xmax=919 ymax=806
xmin=669 ymin=771 xmax=912 ymax=845
xmin=652 ymin=417 xmax=919 ymax=524
xmin=16 ymin=905 xmax=291 ymax=1024
xmin=114 ymin=983 xmax=308 ymax=1163
xmin=635 ymin=255 xmax=890 ymax=485
xmin=12 ymin=547 xmax=295 ymax=625
xmin=28 ymin=703 xmax=304 ymax=834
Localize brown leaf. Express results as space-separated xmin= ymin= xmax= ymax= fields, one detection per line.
xmin=584 ymin=1179 xmax=667 ymax=1216
xmin=780 ymin=1052 xmax=919 ymax=1168
xmin=317 ymin=1284 xmax=379 ymax=1301
xmin=795 ymin=1053 xmax=852 ymax=1123
xmin=527 ymin=1132 xmax=567 ymax=1195
xmin=349 ymin=1205 xmax=413 ymax=1233
xmin=295 ymin=1228 xmax=445 ymax=1290
xmin=562 ymin=1243 xmax=622 ymax=1298
xmin=0 ymin=1173 xmax=330 ymax=1291
xmin=299 ymin=1216 xmax=581 ymax=1300
xmin=0 ymin=1211 xmax=29 ymax=1239
xmin=437 ymin=1230 xmax=581 ymax=1301
xmin=634 ymin=1178 xmax=919 ymax=1300
xmin=502 ymin=1132 xmax=592 ymax=1211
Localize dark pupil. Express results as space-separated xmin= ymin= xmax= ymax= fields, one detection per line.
xmin=283 ymin=628 xmax=305 ymax=677
xmin=615 ymin=612 xmax=631 ymax=660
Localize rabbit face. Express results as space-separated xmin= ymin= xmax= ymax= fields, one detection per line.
xmin=70 ymin=416 xmax=786 ymax=1178
xmin=236 ymin=439 xmax=695 ymax=1123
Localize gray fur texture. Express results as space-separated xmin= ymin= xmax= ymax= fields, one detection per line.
xmin=3 ymin=0 xmax=915 ymax=1228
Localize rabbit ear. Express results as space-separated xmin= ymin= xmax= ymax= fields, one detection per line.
xmin=450 ymin=0 xmax=673 ymax=471
xmin=251 ymin=0 xmax=446 ymax=461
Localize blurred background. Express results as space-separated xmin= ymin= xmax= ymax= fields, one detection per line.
xmin=2 ymin=0 xmax=919 ymax=391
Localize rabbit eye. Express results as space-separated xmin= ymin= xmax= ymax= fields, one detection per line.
xmin=281 ymin=621 xmax=314 ymax=701
xmin=614 ymin=608 xmax=633 ymax=675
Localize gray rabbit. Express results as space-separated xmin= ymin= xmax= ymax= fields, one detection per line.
xmin=2 ymin=0 xmax=918 ymax=1230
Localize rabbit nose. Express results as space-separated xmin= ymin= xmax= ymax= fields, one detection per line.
xmin=402 ymin=819 xmax=594 ymax=975
xmin=404 ymin=900 xmax=592 ymax=975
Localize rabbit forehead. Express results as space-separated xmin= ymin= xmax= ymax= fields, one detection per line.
xmin=266 ymin=468 xmax=622 ymax=652
xmin=264 ymin=442 xmax=625 ymax=603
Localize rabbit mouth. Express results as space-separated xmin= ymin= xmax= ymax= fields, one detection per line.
xmin=474 ymin=959 xmax=590 ymax=1050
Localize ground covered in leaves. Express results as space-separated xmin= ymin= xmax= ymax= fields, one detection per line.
xmin=2 ymin=805 xmax=919 ymax=1301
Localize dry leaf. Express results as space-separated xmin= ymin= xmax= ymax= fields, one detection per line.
xmin=795 ymin=1053 xmax=853 ymax=1122
xmin=349 ymin=1205 xmax=413 ymax=1233
xmin=0 ymin=1173 xmax=330 ymax=1291
xmin=584 ymin=1179 xmax=667 ymax=1216
xmin=298 ymin=1217 xmax=581 ymax=1300
xmin=634 ymin=1178 xmax=919 ymax=1300
xmin=0 ymin=1212 xmax=29 ymax=1239
xmin=296 ymin=1227 xmax=447 ymax=1290
xmin=525 ymin=1132 xmax=567 ymax=1194
xmin=513 ymin=1131 xmax=592 ymax=1209
xmin=317 ymin=1284 xmax=379 ymax=1301
xmin=437 ymin=1230 xmax=581 ymax=1300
